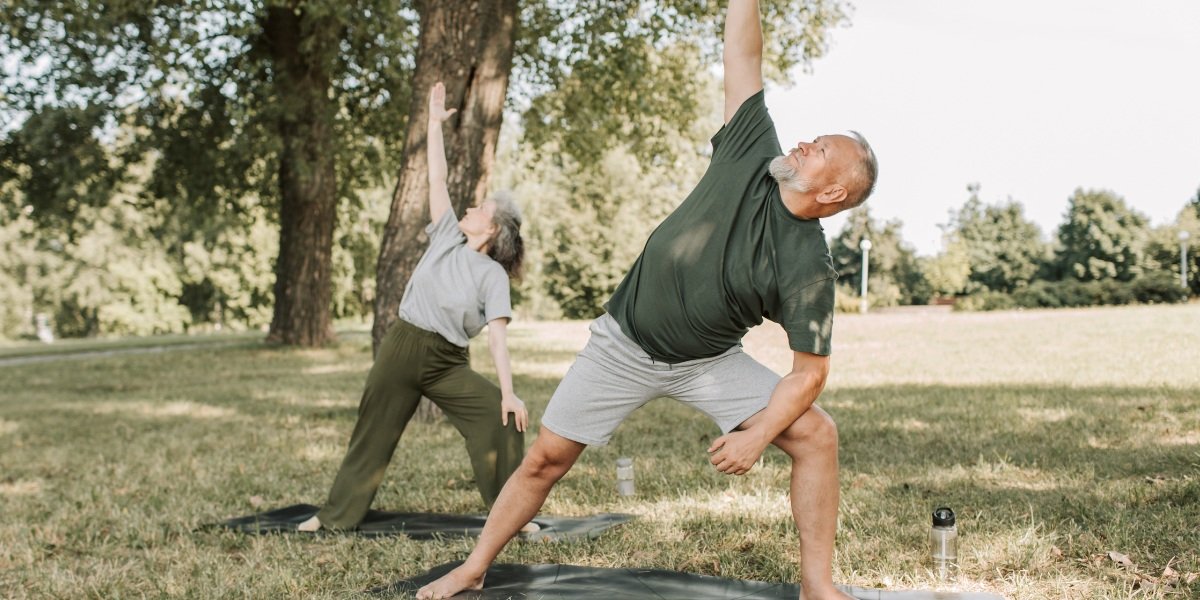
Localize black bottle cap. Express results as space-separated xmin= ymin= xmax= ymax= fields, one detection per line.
xmin=932 ymin=506 xmax=956 ymax=527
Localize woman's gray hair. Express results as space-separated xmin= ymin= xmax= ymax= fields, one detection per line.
xmin=486 ymin=190 xmax=525 ymax=278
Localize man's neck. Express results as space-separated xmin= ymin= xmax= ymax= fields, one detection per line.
xmin=780 ymin=189 xmax=823 ymax=220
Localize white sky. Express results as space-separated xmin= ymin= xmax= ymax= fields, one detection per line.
xmin=765 ymin=0 xmax=1200 ymax=255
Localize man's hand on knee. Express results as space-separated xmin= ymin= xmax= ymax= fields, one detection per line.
xmin=707 ymin=429 xmax=768 ymax=475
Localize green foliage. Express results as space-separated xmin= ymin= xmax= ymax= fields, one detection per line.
xmin=175 ymin=204 xmax=278 ymax=331
xmin=529 ymin=144 xmax=700 ymax=319
xmin=920 ymin=237 xmax=971 ymax=298
xmin=1 ymin=0 xmax=415 ymax=224
xmin=832 ymin=282 xmax=901 ymax=313
xmin=1054 ymin=188 xmax=1149 ymax=282
xmin=517 ymin=0 xmax=848 ymax=166
xmin=48 ymin=197 xmax=191 ymax=337
xmin=953 ymin=290 xmax=1015 ymax=312
xmin=495 ymin=74 xmax=718 ymax=320
xmin=330 ymin=187 xmax=389 ymax=321
xmin=829 ymin=206 xmax=924 ymax=306
xmin=960 ymin=274 xmax=1187 ymax=312
xmin=0 ymin=201 xmax=38 ymax=339
xmin=943 ymin=184 xmax=1048 ymax=293
xmin=1142 ymin=207 xmax=1199 ymax=296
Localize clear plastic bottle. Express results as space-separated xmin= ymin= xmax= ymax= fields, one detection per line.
xmin=930 ymin=506 xmax=958 ymax=578
xmin=615 ymin=457 xmax=635 ymax=496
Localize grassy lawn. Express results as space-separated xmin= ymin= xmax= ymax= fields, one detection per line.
xmin=0 ymin=331 xmax=266 ymax=361
xmin=1 ymin=304 xmax=1197 ymax=598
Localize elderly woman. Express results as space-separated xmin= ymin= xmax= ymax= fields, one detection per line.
xmin=300 ymin=82 xmax=527 ymax=531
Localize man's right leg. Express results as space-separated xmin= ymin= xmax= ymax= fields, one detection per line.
xmin=417 ymin=427 xmax=586 ymax=599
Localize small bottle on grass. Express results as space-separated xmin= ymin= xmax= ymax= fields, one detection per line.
xmin=615 ymin=457 xmax=635 ymax=496
xmin=930 ymin=506 xmax=958 ymax=579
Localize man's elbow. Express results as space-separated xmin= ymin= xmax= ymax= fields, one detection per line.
xmin=789 ymin=360 xmax=829 ymax=394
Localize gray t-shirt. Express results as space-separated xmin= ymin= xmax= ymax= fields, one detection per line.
xmin=398 ymin=210 xmax=512 ymax=347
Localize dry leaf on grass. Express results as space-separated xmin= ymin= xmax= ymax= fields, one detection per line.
xmin=1107 ymin=550 xmax=1134 ymax=568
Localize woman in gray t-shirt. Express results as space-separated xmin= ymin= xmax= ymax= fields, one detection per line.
xmin=299 ymin=82 xmax=528 ymax=532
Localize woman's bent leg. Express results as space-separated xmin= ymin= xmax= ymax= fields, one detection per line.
xmin=424 ymin=365 xmax=523 ymax=507
xmin=316 ymin=325 xmax=423 ymax=529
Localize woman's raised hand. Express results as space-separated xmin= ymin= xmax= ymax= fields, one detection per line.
xmin=428 ymin=82 xmax=458 ymax=123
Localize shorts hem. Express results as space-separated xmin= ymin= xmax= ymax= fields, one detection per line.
xmin=720 ymin=404 xmax=770 ymax=434
xmin=540 ymin=420 xmax=608 ymax=447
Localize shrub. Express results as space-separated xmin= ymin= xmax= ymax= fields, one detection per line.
xmin=1131 ymin=272 xmax=1189 ymax=304
xmin=954 ymin=291 xmax=1015 ymax=312
xmin=962 ymin=275 xmax=1188 ymax=312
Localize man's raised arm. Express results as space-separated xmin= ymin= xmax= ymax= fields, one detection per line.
xmin=723 ymin=0 xmax=765 ymax=124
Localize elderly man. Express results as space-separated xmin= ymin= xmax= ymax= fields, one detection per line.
xmin=420 ymin=1 xmax=876 ymax=598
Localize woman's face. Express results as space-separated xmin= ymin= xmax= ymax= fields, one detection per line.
xmin=459 ymin=199 xmax=498 ymax=239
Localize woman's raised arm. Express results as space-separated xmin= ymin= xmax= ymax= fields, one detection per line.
xmin=426 ymin=82 xmax=457 ymax=224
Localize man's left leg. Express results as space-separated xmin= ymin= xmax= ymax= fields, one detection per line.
xmin=740 ymin=405 xmax=852 ymax=600
xmin=674 ymin=350 xmax=851 ymax=600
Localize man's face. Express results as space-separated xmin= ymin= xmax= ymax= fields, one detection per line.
xmin=783 ymin=134 xmax=858 ymax=189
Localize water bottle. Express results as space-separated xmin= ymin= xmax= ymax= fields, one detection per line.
xmin=615 ymin=457 xmax=635 ymax=496
xmin=930 ymin=506 xmax=958 ymax=578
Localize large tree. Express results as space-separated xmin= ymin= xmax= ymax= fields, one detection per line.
xmin=1 ymin=0 xmax=415 ymax=346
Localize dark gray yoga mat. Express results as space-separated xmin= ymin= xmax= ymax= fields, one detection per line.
xmin=379 ymin=562 xmax=1006 ymax=599
xmin=211 ymin=504 xmax=633 ymax=541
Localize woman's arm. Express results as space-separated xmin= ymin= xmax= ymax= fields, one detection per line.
xmin=427 ymin=82 xmax=457 ymax=224
xmin=487 ymin=317 xmax=528 ymax=432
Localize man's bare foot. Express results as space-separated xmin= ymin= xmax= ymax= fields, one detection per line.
xmin=518 ymin=521 xmax=541 ymax=534
xmin=799 ymin=585 xmax=856 ymax=600
xmin=297 ymin=515 xmax=321 ymax=532
xmin=416 ymin=565 xmax=485 ymax=599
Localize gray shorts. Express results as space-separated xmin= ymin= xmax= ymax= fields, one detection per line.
xmin=540 ymin=313 xmax=780 ymax=446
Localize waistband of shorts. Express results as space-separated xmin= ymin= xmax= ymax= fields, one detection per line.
xmin=394 ymin=319 xmax=463 ymax=351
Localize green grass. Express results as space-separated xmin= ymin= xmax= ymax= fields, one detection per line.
xmin=1 ymin=304 xmax=1198 ymax=598
xmin=0 ymin=330 xmax=264 ymax=360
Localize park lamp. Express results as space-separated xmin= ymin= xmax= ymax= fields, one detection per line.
xmin=1181 ymin=230 xmax=1191 ymax=290
xmin=859 ymin=238 xmax=872 ymax=314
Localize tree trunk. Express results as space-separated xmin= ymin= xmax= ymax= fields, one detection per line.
xmin=263 ymin=5 xmax=338 ymax=347
xmin=373 ymin=0 xmax=517 ymax=421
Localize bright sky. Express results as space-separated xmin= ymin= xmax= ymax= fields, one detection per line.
xmin=765 ymin=0 xmax=1200 ymax=256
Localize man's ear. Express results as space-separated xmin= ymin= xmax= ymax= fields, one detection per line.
xmin=816 ymin=184 xmax=847 ymax=206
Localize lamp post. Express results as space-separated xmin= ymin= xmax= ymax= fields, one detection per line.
xmin=859 ymin=238 xmax=872 ymax=314
xmin=1181 ymin=230 xmax=1191 ymax=291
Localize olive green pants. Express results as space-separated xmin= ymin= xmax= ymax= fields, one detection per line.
xmin=317 ymin=319 xmax=524 ymax=529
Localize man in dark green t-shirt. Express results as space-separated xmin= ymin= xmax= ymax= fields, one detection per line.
xmin=420 ymin=2 xmax=877 ymax=599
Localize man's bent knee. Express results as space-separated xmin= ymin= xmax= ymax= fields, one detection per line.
xmin=774 ymin=407 xmax=838 ymax=454
xmin=519 ymin=429 xmax=585 ymax=481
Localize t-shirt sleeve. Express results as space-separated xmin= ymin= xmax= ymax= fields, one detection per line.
xmin=480 ymin=267 xmax=513 ymax=324
xmin=779 ymin=277 xmax=836 ymax=356
xmin=424 ymin=208 xmax=465 ymax=251
xmin=709 ymin=90 xmax=782 ymax=163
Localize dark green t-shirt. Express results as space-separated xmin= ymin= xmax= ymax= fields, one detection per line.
xmin=605 ymin=90 xmax=837 ymax=363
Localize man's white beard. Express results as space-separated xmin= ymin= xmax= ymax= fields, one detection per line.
xmin=769 ymin=155 xmax=813 ymax=193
